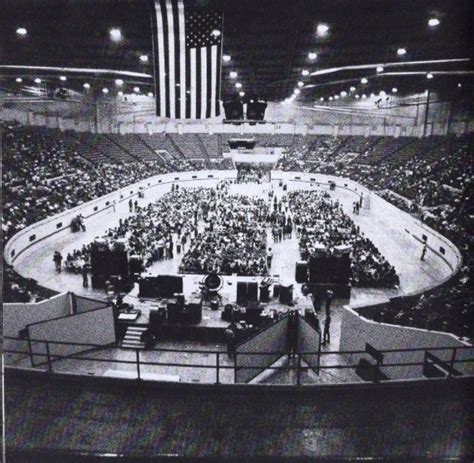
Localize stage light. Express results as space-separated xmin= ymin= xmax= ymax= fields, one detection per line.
xmin=316 ymin=23 xmax=329 ymax=37
xmin=235 ymin=82 xmax=242 ymax=89
xmin=297 ymin=81 xmax=304 ymax=87
xmin=392 ymin=87 xmax=398 ymax=93
xmin=83 ymin=83 xmax=90 ymax=89
xmin=15 ymin=77 xmax=23 ymax=83
xmin=329 ymin=96 xmax=334 ymax=101
xmin=102 ymin=88 xmax=109 ymax=94
xmin=301 ymin=69 xmax=310 ymax=76
xmin=355 ymin=94 xmax=360 ymax=99
xmin=59 ymin=75 xmax=67 ymax=81
xmin=428 ymin=18 xmax=440 ymax=27
xmin=376 ymin=66 xmax=384 ymax=73
xmin=427 ymin=72 xmax=434 ymax=79
xmin=133 ymin=86 xmax=140 ymax=93
xmin=34 ymin=78 xmax=41 ymax=84
xmin=239 ymin=91 xmax=245 ymax=97
xmin=109 ymin=28 xmax=122 ymax=42
xmin=308 ymin=52 xmax=317 ymax=60
xmin=229 ymin=71 xmax=238 ymax=78
xmin=349 ymin=86 xmax=356 ymax=92
xmin=139 ymin=54 xmax=148 ymax=63
xmin=397 ymin=47 xmax=407 ymax=56
xmin=362 ymin=94 xmax=367 ymax=99
xmin=334 ymin=95 xmax=339 ymax=100
xmin=361 ymin=77 xmax=368 ymax=84
xmin=16 ymin=27 xmax=27 ymax=36
xmin=115 ymin=79 xmax=124 ymax=86
xmin=293 ymin=88 xmax=300 ymax=95
xmin=211 ymin=29 xmax=221 ymax=37
xmin=320 ymin=97 xmax=324 ymax=101
xmin=148 ymin=92 xmax=153 ymax=97
xmin=118 ymin=91 xmax=124 ymax=96
xmin=340 ymin=91 xmax=347 ymax=97
xmin=223 ymin=54 xmax=231 ymax=62
xmin=457 ymin=83 xmax=462 ymax=88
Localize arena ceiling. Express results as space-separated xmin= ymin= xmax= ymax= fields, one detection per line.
xmin=1 ymin=0 xmax=472 ymax=103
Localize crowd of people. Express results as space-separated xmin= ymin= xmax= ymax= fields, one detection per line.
xmin=179 ymin=186 xmax=269 ymax=275
xmin=288 ymin=190 xmax=400 ymax=288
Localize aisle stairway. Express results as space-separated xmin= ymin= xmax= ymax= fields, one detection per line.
xmin=121 ymin=326 xmax=147 ymax=349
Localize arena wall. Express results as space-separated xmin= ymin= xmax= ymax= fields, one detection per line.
xmin=27 ymin=306 xmax=116 ymax=364
xmin=340 ymin=306 xmax=473 ymax=380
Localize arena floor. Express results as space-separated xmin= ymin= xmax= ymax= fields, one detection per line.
xmin=12 ymin=180 xmax=453 ymax=383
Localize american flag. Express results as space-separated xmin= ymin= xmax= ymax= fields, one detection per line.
xmin=151 ymin=0 xmax=223 ymax=119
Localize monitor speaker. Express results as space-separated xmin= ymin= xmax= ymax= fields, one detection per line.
xmin=247 ymin=282 xmax=258 ymax=303
xmin=279 ymin=284 xmax=293 ymax=305
xmin=236 ymin=282 xmax=248 ymax=306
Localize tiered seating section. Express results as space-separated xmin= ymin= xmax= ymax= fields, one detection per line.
xmin=3 ymin=122 xmax=472 ymax=340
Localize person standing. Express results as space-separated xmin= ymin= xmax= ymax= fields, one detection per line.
xmin=128 ymin=199 xmax=133 ymax=212
xmin=224 ymin=323 xmax=236 ymax=359
xmin=287 ymin=310 xmax=299 ymax=359
xmin=325 ymin=289 xmax=334 ymax=317
xmin=421 ymin=242 xmax=428 ymax=261
xmin=266 ymin=247 xmax=273 ymax=270
xmin=82 ymin=263 xmax=89 ymax=288
xmin=53 ymin=251 xmax=63 ymax=273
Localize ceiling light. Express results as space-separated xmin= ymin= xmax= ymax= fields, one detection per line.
xmin=308 ymin=52 xmax=317 ymax=60
xmin=109 ymin=28 xmax=122 ymax=42
xmin=457 ymin=83 xmax=462 ymax=88
xmin=148 ymin=92 xmax=153 ymax=97
xmin=329 ymin=96 xmax=333 ymax=101
xmin=362 ymin=94 xmax=367 ymax=99
xmin=320 ymin=97 xmax=324 ymax=101
xmin=316 ymin=23 xmax=329 ymax=37
xmin=102 ymin=88 xmax=109 ymax=94
xmin=211 ymin=29 xmax=221 ymax=37
xmin=427 ymin=72 xmax=434 ymax=79
xmin=392 ymin=87 xmax=398 ymax=93
xmin=16 ymin=27 xmax=27 ymax=36
xmin=297 ymin=81 xmax=304 ymax=87
xmin=139 ymin=55 xmax=149 ymax=63
xmin=229 ymin=71 xmax=238 ymax=78
xmin=239 ymin=91 xmax=245 ymax=97
xmin=235 ymin=82 xmax=242 ymax=89
xmin=118 ymin=91 xmax=124 ymax=96
xmin=361 ymin=77 xmax=368 ymax=84
xmin=355 ymin=94 xmax=360 ymax=99
xmin=59 ymin=75 xmax=67 ymax=81
xmin=349 ymin=86 xmax=356 ymax=92
xmin=83 ymin=83 xmax=90 ymax=89
xmin=397 ymin=47 xmax=407 ymax=56
xmin=15 ymin=77 xmax=23 ymax=83
xmin=334 ymin=95 xmax=339 ymax=100
xmin=428 ymin=18 xmax=440 ymax=27
xmin=133 ymin=87 xmax=140 ymax=93
xmin=379 ymin=91 xmax=386 ymax=96
xmin=34 ymin=78 xmax=41 ymax=84
xmin=293 ymin=89 xmax=300 ymax=95
xmin=376 ymin=66 xmax=384 ymax=73
xmin=301 ymin=69 xmax=310 ymax=76
xmin=115 ymin=79 xmax=124 ymax=86
xmin=340 ymin=91 xmax=347 ymax=97
xmin=223 ymin=54 xmax=231 ymax=62
xmin=370 ymin=93 xmax=375 ymax=98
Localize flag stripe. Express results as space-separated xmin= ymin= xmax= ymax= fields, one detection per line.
xmin=190 ymin=48 xmax=196 ymax=119
xmin=159 ymin=0 xmax=170 ymax=117
xmin=200 ymin=47 xmax=207 ymax=119
xmin=177 ymin=0 xmax=186 ymax=119
xmin=156 ymin=0 xmax=167 ymax=117
xmin=166 ymin=0 xmax=176 ymax=119
xmin=149 ymin=0 xmax=160 ymax=116
xmin=210 ymin=45 xmax=217 ymax=118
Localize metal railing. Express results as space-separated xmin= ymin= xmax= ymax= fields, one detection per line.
xmin=3 ymin=336 xmax=474 ymax=385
